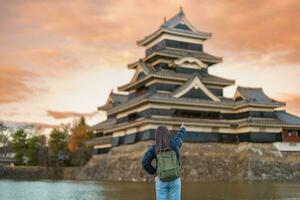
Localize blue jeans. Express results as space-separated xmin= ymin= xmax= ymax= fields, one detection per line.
xmin=155 ymin=177 xmax=181 ymax=200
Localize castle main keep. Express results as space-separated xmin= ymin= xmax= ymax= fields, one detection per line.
xmin=88 ymin=9 xmax=300 ymax=154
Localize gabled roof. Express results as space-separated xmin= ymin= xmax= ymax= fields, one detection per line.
xmin=162 ymin=7 xmax=210 ymax=35
xmin=137 ymin=8 xmax=212 ymax=46
xmin=128 ymin=59 xmax=155 ymax=72
xmin=98 ymin=91 xmax=128 ymax=111
xmin=275 ymin=111 xmax=300 ymax=125
xmin=234 ymin=86 xmax=285 ymax=107
xmin=171 ymin=73 xmax=221 ymax=102
xmin=128 ymin=60 xmax=155 ymax=83
xmin=105 ymin=91 xmax=127 ymax=104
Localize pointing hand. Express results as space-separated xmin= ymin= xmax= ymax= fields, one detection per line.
xmin=180 ymin=122 xmax=185 ymax=129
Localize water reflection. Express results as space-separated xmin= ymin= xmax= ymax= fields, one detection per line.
xmin=0 ymin=180 xmax=300 ymax=200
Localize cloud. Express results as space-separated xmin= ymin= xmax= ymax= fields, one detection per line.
xmin=0 ymin=66 xmax=37 ymax=103
xmin=1 ymin=120 xmax=57 ymax=129
xmin=2 ymin=0 xmax=299 ymax=68
xmin=282 ymin=94 xmax=300 ymax=116
xmin=0 ymin=0 xmax=300 ymax=126
xmin=46 ymin=109 xmax=97 ymax=120
xmin=187 ymin=0 xmax=300 ymax=64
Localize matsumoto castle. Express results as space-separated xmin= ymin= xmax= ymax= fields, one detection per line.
xmin=88 ymin=8 xmax=300 ymax=154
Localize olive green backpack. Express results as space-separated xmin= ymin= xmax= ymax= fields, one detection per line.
xmin=157 ymin=149 xmax=180 ymax=182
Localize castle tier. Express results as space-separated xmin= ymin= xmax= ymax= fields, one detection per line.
xmin=88 ymin=8 xmax=300 ymax=154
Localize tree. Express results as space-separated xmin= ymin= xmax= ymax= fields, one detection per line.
xmin=68 ymin=117 xmax=93 ymax=166
xmin=48 ymin=128 xmax=69 ymax=166
xmin=0 ymin=122 xmax=9 ymax=157
xmin=37 ymin=135 xmax=48 ymax=166
xmin=26 ymin=135 xmax=47 ymax=166
xmin=12 ymin=129 xmax=28 ymax=165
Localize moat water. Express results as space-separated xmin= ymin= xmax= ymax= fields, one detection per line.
xmin=1 ymin=179 xmax=300 ymax=200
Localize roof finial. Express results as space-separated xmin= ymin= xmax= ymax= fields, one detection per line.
xmin=179 ymin=1 xmax=184 ymax=15
xmin=164 ymin=16 xmax=167 ymax=23
xmin=179 ymin=0 xmax=183 ymax=11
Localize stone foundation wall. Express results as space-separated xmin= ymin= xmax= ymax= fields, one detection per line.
xmin=2 ymin=142 xmax=300 ymax=182
xmin=0 ymin=166 xmax=64 ymax=180
xmin=64 ymin=141 xmax=300 ymax=182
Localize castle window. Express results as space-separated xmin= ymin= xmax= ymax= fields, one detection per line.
xmin=165 ymin=40 xmax=202 ymax=52
xmin=175 ymin=110 xmax=220 ymax=119
xmin=288 ymin=131 xmax=299 ymax=137
xmin=95 ymin=132 xmax=104 ymax=137
xmin=136 ymin=86 xmax=146 ymax=96
xmin=145 ymin=39 xmax=203 ymax=56
xmin=174 ymin=23 xmax=192 ymax=31
xmin=128 ymin=112 xmax=139 ymax=121
xmin=235 ymin=96 xmax=243 ymax=101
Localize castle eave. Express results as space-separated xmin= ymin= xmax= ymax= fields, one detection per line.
xmin=106 ymin=93 xmax=285 ymax=116
xmin=86 ymin=135 xmax=112 ymax=147
xmin=89 ymin=118 xmax=117 ymax=132
xmin=118 ymin=71 xmax=234 ymax=92
xmin=100 ymin=116 xmax=292 ymax=135
xmin=137 ymin=28 xmax=211 ymax=46
xmin=145 ymin=49 xmax=222 ymax=64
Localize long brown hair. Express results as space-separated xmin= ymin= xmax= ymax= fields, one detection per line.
xmin=155 ymin=126 xmax=170 ymax=154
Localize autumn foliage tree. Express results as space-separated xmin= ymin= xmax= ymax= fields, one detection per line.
xmin=68 ymin=117 xmax=93 ymax=166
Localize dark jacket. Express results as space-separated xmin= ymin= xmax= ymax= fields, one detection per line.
xmin=142 ymin=127 xmax=186 ymax=175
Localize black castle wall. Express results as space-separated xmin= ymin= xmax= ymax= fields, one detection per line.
xmin=146 ymin=39 xmax=203 ymax=56
xmin=94 ymin=129 xmax=282 ymax=154
xmin=116 ymin=108 xmax=277 ymax=124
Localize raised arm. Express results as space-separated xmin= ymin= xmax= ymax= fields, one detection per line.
xmin=142 ymin=145 xmax=156 ymax=175
xmin=171 ymin=124 xmax=186 ymax=149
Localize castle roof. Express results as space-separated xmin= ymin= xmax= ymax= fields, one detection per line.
xmin=105 ymin=92 xmax=284 ymax=116
xmin=137 ymin=8 xmax=212 ymax=46
xmin=92 ymin=115 xmax=300 ymax=135
xmin=234 ymin=86 xmax=285 ymax=105
xmin=89 ymin=118 xmax=116 ymax=132
xmin=171 ymin=73 xmax=221 ymax=101
xmin=275 ymin=111 xmax=300 ymax=125
xmin=98 ymin=91 xmax=128 ymax=111
xmin=118 ymin=69 xmax=235 ymax=91
xmin=89 ymin=8 xmax=300 ymax=149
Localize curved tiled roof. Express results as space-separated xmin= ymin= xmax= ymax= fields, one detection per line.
xmin=106 ymin=91 xmax=284 ymax=116
xmin=98 ymin=92 xmax=128 ymax=111
xmin=89 ymin=118 xmax=117 ymax=132
xmin=235 ymin=86 xmax=285 ymax=106
xmin=137 ymin=8 xmax=211 ymax=46
xmin=275 ymin=111 xmax=300 ymax=125
xmin=97 ymin=115 xmax=300 ymax=134
xmin=86 ymin=135 xmax=112 ymax=146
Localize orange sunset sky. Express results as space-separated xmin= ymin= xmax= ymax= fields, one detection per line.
xmin=1 ymin=0 xmax=300 ymax=126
